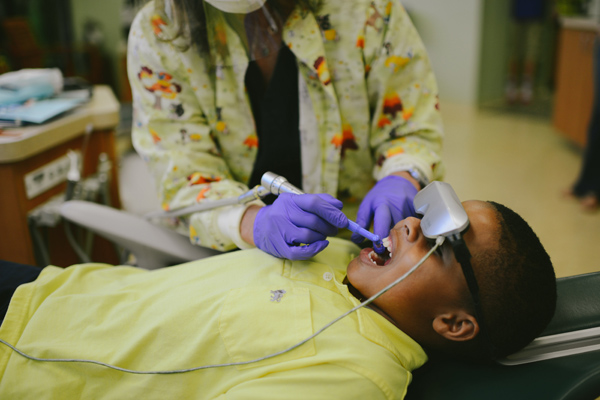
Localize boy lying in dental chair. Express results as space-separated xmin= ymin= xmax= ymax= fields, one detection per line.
xmin=0 ymin=200 xmax=556 ymax=399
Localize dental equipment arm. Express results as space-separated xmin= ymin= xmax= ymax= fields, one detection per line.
xmin=261 ymin=172 xmax=385 ymax=252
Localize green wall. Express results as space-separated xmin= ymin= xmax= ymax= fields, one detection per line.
xmin=69 ymin=0 xmax=125 ymax=92
xmin=478 ymin=0 xmax=511 ymax=104
xmin=478 ymin=0 xmax=558 ymax=105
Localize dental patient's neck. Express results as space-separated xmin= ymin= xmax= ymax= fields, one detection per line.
xmin=344 ymin=277 xmax=366 ymax=302
xmin=343 ymin=277 xmax=403 ymax=329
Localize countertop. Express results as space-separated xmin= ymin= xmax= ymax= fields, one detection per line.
xmin=0 ymin=85 xmax=120 ymax=163
xmin=560 ymin=16 xmax=600 ymax=31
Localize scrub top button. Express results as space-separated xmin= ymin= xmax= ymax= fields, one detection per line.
xmin=323 ymin=272 xmax=333 ymax=281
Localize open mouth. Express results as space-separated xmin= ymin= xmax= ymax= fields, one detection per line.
xmin=368 ymin=237 xmax=393 ymax=266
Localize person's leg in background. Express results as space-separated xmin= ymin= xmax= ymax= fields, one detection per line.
xmin=0 ymin=261 xmax=43 ymax=325
xmin=519 ymin=20 xmax=543 ymax=104
xmin=570 ymin=35 xmax=600 ymax=212
xmin=506 ymin=20 xmax=525 ymax=104
xmin=506 ymin=0 xmax=546 ymax=105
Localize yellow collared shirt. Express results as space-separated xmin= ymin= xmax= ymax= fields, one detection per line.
xmin=0 ymin=239 xmax=427 ymax=399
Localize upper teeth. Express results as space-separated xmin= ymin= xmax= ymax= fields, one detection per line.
xmin=382 ymin=236 xmax=392 ymax=257
xmin=367 ymin=237 xmax=394 ymax=265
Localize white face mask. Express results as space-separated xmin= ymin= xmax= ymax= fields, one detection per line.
xmin=204 ymin=0 xmax=267 ymax=14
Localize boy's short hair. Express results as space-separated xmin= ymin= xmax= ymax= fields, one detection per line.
xmin=475 ymin=201 xmax=557 ymax=359
xmin=436 ymin=201 xmax=556 ymax=361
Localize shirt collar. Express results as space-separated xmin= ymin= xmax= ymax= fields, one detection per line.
xmin=334 ymin=278 xmax=428 ymax=371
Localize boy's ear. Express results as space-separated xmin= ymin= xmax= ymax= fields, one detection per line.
xmin=432 ymin=311 xmax=479 ymax=342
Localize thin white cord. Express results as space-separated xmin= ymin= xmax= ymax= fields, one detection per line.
xmin=0 ymin=237 xmax=445 ymax=375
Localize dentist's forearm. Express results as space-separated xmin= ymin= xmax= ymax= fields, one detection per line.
xmin=240 ymin=205 xmax=261 ymax=246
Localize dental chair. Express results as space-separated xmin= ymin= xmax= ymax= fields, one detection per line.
xmin=60 ymin=150 xmax=221 ymax=269
xmin=406 ymin=270 xmax=600 ymax=400
xmin=61 ymin=199 xmax=600 ymax=399
xmin=60 ymin=173 xmax=600 ymax=399
xmin=60 ymin=200 xmax=221 ymax=269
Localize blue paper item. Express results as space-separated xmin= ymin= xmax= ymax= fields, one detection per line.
xmin=0 ymin=82 xmax=56 ymax=106
xmin=0 ymin=98 xmax=85 ymax=124
xmin=0 ymin=68 xmax=63 ymax=106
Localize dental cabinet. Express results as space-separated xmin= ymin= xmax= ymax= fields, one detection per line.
xmin=0 ymin=85 xmax=121 ymax=267
xmin=553 ymin=17 xmax=598 ymax=148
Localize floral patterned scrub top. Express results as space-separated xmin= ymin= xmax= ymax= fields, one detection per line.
xmin=127 ymin=0 xmax=444 ymax=251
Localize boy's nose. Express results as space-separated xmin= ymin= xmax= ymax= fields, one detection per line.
xmin=393 ymin=217 xmax=421 ymax=242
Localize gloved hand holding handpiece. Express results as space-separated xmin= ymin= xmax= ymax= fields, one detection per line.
xmin=247 ymin=172 xmax=394 ymax=260
xmin=351 ymin=175 xmax=418 ymax=245
xmin=253 ymin=193 xmax=349 ymax=260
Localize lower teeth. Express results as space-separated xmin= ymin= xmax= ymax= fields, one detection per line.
xmin=369 ymin=251 xmax=386 ymax=266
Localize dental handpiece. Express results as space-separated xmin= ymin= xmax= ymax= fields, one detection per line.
xmin=347 ymin=220 xmax=385 ymax=253
xmin=261 ymin=172 xmax=386 ymax=252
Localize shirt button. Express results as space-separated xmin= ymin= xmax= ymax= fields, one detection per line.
xmin=322 ymin=272 xmax=333 ymax=282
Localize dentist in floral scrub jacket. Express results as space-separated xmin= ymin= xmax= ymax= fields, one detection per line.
xmin=127 ymin=0 xmax=444 ymax=260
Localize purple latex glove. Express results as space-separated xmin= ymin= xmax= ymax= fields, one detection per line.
xmin=254 ymin=193 xmax=349 ymax=260
xmin=351 ymin=175 xmax=418 ymax=244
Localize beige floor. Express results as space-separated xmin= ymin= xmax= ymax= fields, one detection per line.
xmin=440 ymin=102 xmax=600 ymax=278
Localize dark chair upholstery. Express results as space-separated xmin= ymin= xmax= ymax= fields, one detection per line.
xmin=406 ymin=272 xmax=600 ymax=400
